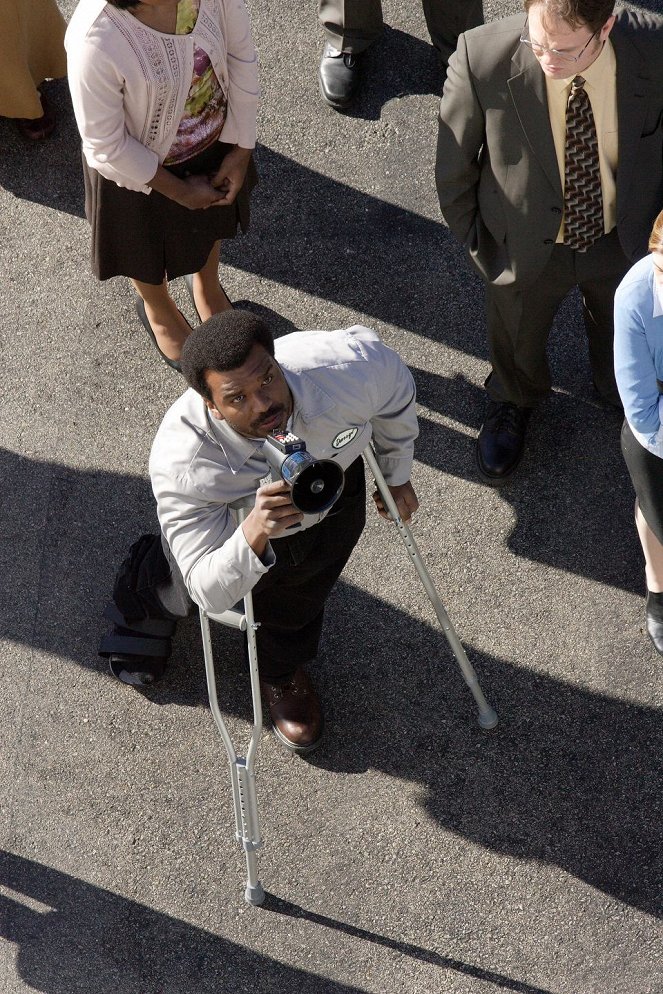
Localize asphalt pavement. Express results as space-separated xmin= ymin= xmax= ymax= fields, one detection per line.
xmin=1 ymin=2 xmax=661 ymax=992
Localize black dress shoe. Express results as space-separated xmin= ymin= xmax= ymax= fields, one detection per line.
xmin=645 ymin=594 xmax=663 ymax=656
xmin=318 ymin=42 xmax=362 ymax=110
xmin=476 ymin=400 xmax=531 ymax=485
xmin=260 ymin=667 xmax=324 ymax=754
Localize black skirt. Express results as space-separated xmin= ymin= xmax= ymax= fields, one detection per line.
xmin=621 ymin=418 xmax=663 ymax=545
xmin=83 ymin=141 xmax=258 ymax=284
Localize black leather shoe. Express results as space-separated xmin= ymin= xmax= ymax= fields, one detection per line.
xmin=645 ymin=595 xmax=663 ymax=655
xmin=260 ymin=667 xmax=324 ymax=753
xmin=476 ymin=400 xmax=531 ymax=485
xmin=318 ymin=42 xmax=362 ymax=110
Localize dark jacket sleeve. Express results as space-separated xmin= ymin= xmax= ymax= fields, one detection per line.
xmin=435 ymin=32 xmax=485 ymax=246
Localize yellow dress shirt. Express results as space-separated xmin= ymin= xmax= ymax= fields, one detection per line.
xmin=545 ymin=39 xmax=618 ymax=243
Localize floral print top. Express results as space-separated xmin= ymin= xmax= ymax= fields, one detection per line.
xmin=164 ymin=0 xmax=228 ymax=165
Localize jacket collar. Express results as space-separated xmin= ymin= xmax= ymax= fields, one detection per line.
xmin=508 ymin=40 xmax=562 ymax=197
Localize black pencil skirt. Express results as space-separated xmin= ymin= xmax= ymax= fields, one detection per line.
xmin=621 ymin=418 xmax=663 ymax=545
xmin=83 ymin=141 xmax=258 ymax=284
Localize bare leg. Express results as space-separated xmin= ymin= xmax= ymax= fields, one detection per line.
xmin=635 ymin=499 xmax=663 ymax=592
xmin=131 ymin=278 xmax=192 ymax=361
xmin=190 ymin=240 xmax=233 ymax=321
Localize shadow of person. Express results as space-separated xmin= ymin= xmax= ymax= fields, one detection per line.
xmin=408 ymin=366 xmax=641 ymax=595
xmin=232 ymin=299 xmax=298 ymax=339
xmin=338 ymin=25 xmax=444 ymax=121
xmin=1 ymin=445 xmax=659 ymax=915
xmin=225 ymin=144 xmax=485 ymax=354
xmin=0 ymin=851 xmax=555 ymax=994
xmin=0 ymin=79 xmax=85 ymax=218
xmin=0 ymin=852 xmax=365 ymax=994
xmin=306 ymin=580 xmax=662 ymax=918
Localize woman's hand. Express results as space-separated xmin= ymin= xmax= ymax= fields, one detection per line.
xmin=209 ymin=146 xmax=252 ymax=206
xmin=178 ymin=174 xmax=226 ymax=210
xmin=148 ymin=165 xmax=223 ymax=210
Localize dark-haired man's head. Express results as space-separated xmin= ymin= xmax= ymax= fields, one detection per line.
xmin=181 ymin=311 xmax=292 ymax=439
xmin=106 ymin=0 xmax=142 ymax=9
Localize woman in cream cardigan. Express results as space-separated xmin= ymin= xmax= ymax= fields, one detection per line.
xmin=614 ymin=210 xmax=663 ymax=656
xmin=66 ymin=0 xmax=259 ymax=370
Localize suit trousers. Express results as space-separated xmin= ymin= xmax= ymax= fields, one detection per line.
xmin=318 ymin=0 xmax=483 ymax=65
xmin=485 ymin=229 xmax=630 ymax=409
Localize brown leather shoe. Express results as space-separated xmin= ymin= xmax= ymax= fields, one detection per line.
xmin=260 ymin=667 xmax=323 ymax=754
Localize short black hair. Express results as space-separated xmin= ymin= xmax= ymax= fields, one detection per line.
xmin=181 ymin=310 xmax=275 ymax=402
xmin=107 ymin=1 xmax=141 ymax=9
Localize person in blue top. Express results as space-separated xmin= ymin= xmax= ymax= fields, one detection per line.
xmin=614 ymin=210 xmax=663 ymax=656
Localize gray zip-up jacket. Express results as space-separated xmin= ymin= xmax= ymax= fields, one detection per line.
xmin=149 ymin=326 xmax=418 ymax=615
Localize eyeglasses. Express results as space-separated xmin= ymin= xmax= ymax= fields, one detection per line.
xmin=519 ymin=17 xmax=599 ymax=63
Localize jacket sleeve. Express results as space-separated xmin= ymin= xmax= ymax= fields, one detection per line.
xmin=218 ymin=0 xmax=259 ymax=149
xmin=614 ymin=286 xmax=662 ymax=441
xmin=435 ymin=32 xmax=484 ymax=246
xmin=66 ymin=33 xmax=158 ymax=193
xmin=152 ymin=470 xmax=275 ymax=616
xmin=361 ymin=335 xmax=418 ymax=485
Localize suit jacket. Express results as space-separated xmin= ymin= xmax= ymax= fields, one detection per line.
xmin=435 ymin=11 xmax=663 ymax=287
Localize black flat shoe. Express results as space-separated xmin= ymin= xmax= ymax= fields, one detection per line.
xmin=182 ymin=273 xmax=233 ymax=323
xmin=476 ymin=400 xmax=531 ymax=485
xmin=318 ymin=42 xmax=363 ymax=110
xmin=645 ymin=593 xmax=663 ymax=655
xmin=134 ymin=297 xmax=183 ymax=372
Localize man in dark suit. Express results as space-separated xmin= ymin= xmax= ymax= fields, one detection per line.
xmin=435 ymin=0 xmax=663 ymax=483
xmin=318 ymin=0 xmax=483 ymax=109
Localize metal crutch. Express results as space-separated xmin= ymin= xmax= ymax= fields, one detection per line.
xmin=199 ymin=495 xmax=265 ymax=906
xmin=363 ymin=445 xmax=498 ymax=730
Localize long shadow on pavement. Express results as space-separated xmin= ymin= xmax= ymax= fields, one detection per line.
xmin=1 ymin=440 xmax=660 ymax=916
xmin=335 ymin=25 xmax=444 ymax=121
xmin=410 ymin=368 xmax=640 ymax=593
xmin=0 ymin=851 xmax=555 ymax=994
xmin=221 ymin=144 xmax=486 ymax=353
xmin=311 ymin=589 xmax=663 ymax=919
xmin=0 ymin=79 xmax=85 ymax=219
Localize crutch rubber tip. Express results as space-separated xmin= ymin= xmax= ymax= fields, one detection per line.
xmin=244 ymin=882 xmax=265 ymax=906
xmin=478 ymin=708 xmax=498 ymax=730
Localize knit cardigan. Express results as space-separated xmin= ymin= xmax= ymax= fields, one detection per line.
xmin=65 ymin=0 xmax=259 ymax=194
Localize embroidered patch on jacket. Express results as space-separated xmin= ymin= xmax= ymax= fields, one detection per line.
xmin=332 ymin=427 xmax=359 ymax=449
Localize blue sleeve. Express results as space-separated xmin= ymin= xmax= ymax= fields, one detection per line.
xmin=614 ymin=289 xmax=661 ymax=436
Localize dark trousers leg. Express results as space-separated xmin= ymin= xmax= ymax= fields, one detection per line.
xmin=318 ymin=0 xmax=384 ymax=52
xmin=485 ymin=252 xmax=573 ymax=407
xmin=319 ymin=0 xmax=483 ymax=60
xmin=486 ymin=233 xmax=628 ymax=408
xmin=251 ymin=459 xmax=366 ymax=682
xmin=576 ymin=229 xmax=630 ymax=406
xmin=421 ymin=0 xmax=483 ymax=65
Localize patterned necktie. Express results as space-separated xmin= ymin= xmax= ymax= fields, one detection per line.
xmin=563 ymin=75 xmax=603 ymax=252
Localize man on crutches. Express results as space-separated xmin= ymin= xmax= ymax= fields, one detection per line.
xmin=102 ymin=309 xmax=419 ymax=753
